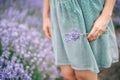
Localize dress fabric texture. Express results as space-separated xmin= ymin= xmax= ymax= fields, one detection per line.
xmin=49 ymin=0 xmax=119 ymax=73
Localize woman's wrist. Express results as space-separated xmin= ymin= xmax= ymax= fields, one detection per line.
xmin=43 ymin=12 xmax=50 ymax=18
xmin=43 ymin=15 xmax=50 ymax=25
xmin=100 ymin=0 xmax=116 ymax=21
xmin=100 ymin=11 xmax=112 ymax=21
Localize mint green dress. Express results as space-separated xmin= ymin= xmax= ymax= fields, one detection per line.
xmin=49 ymin=0 xmax=119 ymax=73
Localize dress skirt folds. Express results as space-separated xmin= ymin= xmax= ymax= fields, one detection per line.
xmin=49 ymin=0 xmax=119 ymax=73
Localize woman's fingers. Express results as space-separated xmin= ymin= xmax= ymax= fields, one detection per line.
xmin=47 ymin=26 xmax=52 ymax=39
xmin=43 ymin=26 xmax=52 ymax=39
xmin=87 ymin=26 xmax=104 ymax=42
xmin=92 ymin=30 xmax=100 ymax=41
xmin=87 ymin=27 xmax=97 ymax=42
xmin=48 ymin=19 xmax=52 ymax=39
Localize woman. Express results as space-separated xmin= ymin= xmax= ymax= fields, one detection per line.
xmin=43 ymin=0 xmax=119 ymax=80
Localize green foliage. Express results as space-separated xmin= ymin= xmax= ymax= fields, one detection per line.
xmin=0 ymin=42 xmax=3 ymax=56
xmin=32 ymin=68 xmax=42 ymax=80
xmin=27 ymin=10 xmax=35 ymax=16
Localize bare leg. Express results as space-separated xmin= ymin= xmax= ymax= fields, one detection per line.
xmin=74 ymin=69 xmax=98 ymax=80
xmin=59 ymin=65 xmax=77 ymax=80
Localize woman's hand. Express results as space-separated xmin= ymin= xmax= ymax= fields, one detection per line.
xmin=87 ymin=0 xmax=116 ymax=42
xmin=87 ymin=14 xmax=111 ymax=42
xmin=43 ymin=17 xmax=52 ymax=39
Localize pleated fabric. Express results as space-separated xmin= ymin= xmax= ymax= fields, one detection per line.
xmin=49 ymin=0 xmax=119 ymax=73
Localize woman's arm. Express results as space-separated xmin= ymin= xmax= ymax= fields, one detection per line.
xmin=101 ymin=0 xmax=117 ymax=20
xmin=43 ymin=0 xmax=52 ymax=39
xmin=43 ymin=0 xmax=50 ymax=19
xmin=87 ymin=0 xmax=117 ymax=42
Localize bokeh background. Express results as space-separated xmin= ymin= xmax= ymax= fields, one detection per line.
xmin=0 ymin=0 xmax=119 ymax=80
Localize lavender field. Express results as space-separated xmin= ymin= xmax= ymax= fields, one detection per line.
xmin=0 ymin=0 xmax=120 ymax=80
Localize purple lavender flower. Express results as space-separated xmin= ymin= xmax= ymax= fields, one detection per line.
xmin=64 ymin=28 xmax=88 ymax=42
xmin=0 ymin=59 xmax=32 ymax=80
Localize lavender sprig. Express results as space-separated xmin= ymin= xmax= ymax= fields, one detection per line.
xmin=64 ymin=28 xmax=89 ymax=42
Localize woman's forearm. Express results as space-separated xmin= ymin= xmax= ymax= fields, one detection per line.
xmin=43 ymin=0 xmax=50 ymax=19
xmin=101 ymin=0 xmax=117 ymax=19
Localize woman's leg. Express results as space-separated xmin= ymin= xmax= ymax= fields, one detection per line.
xmin=74 ymin=70 xmax=98 ymax=80
xmin=59 ymin=65 xmax=78 ymax=80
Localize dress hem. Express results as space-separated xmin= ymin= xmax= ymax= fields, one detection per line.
xmin=55 ymin=59 xmax=119 ymax=74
